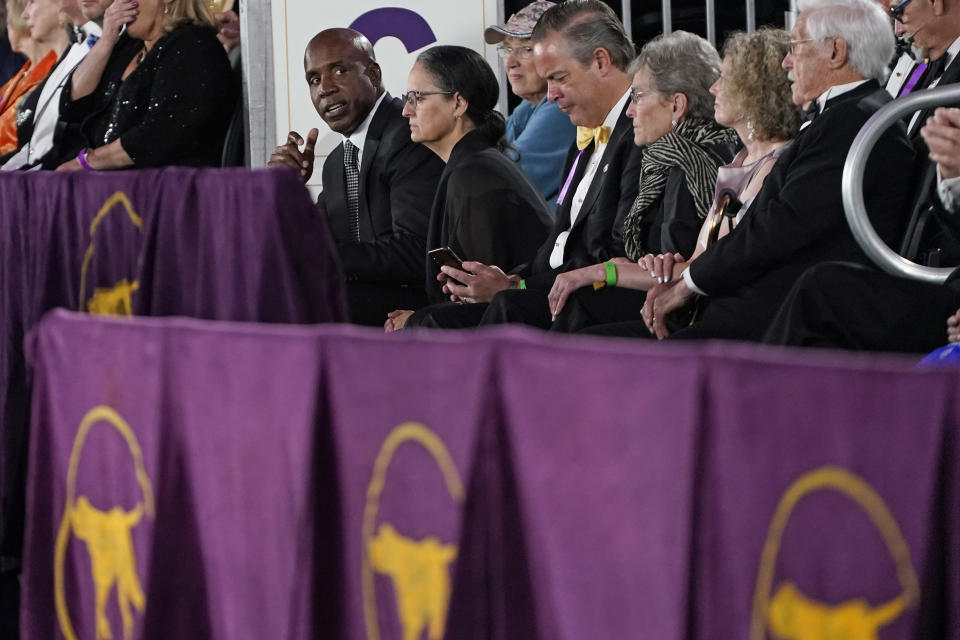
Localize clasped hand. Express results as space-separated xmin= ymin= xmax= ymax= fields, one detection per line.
xmin=641 ymin=278 xmax=693 ymax=339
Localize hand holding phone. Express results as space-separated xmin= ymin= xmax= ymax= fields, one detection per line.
xmin=428 ymin=247 xmax=469 ymax=287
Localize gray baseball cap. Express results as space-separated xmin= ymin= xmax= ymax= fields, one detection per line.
xmin=483 ymin=1 xmax=556 ymax=44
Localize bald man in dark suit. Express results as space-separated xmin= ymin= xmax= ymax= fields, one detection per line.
xmin=270 ymin=28 xmax=443 ymax=325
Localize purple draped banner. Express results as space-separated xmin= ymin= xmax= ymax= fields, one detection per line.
xmin=1 ymin=168 xmax=345 ymax=587
xmin=21 ymin=312 xmax=960 ymax=639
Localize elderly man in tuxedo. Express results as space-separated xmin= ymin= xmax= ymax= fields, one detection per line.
xmin=405 ymin=0 xmax=644 ymax=329
xmin=269 ymin=28 xmax=443 ymax=325
xmin=764 ymin=106 xmax=960 ymax=352
xmin=641 ymin=0 xmax=915 ymax=342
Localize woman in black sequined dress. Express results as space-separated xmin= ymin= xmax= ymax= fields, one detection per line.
xmin=54 ymin=0 xmax=236 ymax=170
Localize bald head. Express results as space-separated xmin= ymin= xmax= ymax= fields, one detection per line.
xmin=303 ymin=27 xmax=384 ymax=135
xmin=309 ymin=28 xmax=377 ymax=62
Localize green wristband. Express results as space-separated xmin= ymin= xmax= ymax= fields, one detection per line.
xmin=519 ymin=279 xmax=527 ymax=290
xmin=604 ymin=261 xmax=617 ymax=287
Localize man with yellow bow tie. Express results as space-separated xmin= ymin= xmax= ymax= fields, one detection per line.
xmin=404 ymin=0 xmax=643 ymax=330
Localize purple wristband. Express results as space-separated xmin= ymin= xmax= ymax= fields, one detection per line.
xmin=77 ymin=148 xmax=96 ymax=171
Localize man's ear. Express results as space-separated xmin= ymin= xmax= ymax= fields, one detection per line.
xmin=828 ymin=37 xmax=849 ymax=70
xmin=933 ymin=0 xmax=946 ymax=17
xmin=365 ymin=61 xmax=382 ymax=87
xmin=593 ymin=46 xmax=614 ymax=76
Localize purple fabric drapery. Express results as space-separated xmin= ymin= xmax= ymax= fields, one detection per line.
xmin=21 ymin=312 xmax=960 ymax=639
xmin=1 ymin=168 xmax=346 ymax=585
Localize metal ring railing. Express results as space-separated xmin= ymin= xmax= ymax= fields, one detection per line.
xmin=842 ymin=83 xmax=960 ymax=284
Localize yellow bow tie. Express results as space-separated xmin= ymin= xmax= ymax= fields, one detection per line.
xmin=576 ymin=125 xmax=611 ymax=151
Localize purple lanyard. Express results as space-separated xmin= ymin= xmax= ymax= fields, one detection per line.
xmin=898 ymin=60 xmax=929 ymax=97
xmin=556 ymin=149 xmax=584 ymax=207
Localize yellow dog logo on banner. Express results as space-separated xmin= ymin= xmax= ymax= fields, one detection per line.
xmin=362 ymin=422 xmax=464 ymax=640
xmin=79 ymin=192 xmax=143 ymax=316
xmin=55 ymin=406 xmax=155 ymax=640
xmin=751 ymin=466 xmax=919 ymax=640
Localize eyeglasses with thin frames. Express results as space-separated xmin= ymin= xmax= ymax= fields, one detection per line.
xmin=889 ymin=0 xmax=915 ymax=21
xmin=628 ymin=89 xmax=651 ymax=104
xmin=402 ymin=90 xmax=455 ymax=109
xmin=496 ymin=44 xmax=534 ymax=59
xmin=789 ymin=34 xmax=837 ymax=55
xmin=789 ymin=38 xmax=817 ymax=54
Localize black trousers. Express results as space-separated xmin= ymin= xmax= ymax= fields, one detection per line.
xmin=762 ymin=261 xmax=960 ymax=353
xmin=406 ymin=272 xmax=649 ymax=332
xmin=479 ymin=288 xmax=553 ymax=328
xmin=406 ymin=300 xmax=489 ymax=329
xmin=346 ymin=282 xmax=427 ymax=327
xmin=579 ymin=319 xmax=656 ymax=338
xmin=550 ymin=287 xmax=648 ymax=333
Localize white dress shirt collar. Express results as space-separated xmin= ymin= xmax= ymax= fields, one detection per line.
xmin=343 ymin=90 xmax=388 ymax=155
xmin=815 ymin=79 xmax=869 ymax=114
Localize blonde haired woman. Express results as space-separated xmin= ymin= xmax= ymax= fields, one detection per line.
xmin=0 ymin=0 xmax=68 ymax=154
xmin=55 ymin=0 xmax=236 ymax=170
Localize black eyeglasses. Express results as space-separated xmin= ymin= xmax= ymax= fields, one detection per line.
xmin=889 ymin=0 xmax=914 ymax=21
xmin=401 ymin=90 xmax=455 ymax=109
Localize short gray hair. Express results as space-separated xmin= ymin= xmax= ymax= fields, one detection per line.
xmin=797 ymin=0 xmax=893 ymax=83
xmin=530 ymin=0 xmax=635 ymax=71
xmin=630 ymin=31 xmax=721 ymax=121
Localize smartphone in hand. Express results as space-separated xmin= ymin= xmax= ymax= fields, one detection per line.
xmin=427 ymin=247 xmax=469 ymax=287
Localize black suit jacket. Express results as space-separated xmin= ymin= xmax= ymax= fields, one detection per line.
xmin=899 ymin=53 xmax=960 ymax=262
xmin=321 ymin=94 xmax=444 ymax=285
xmin=687 ymin=81 xmax=916 ymax=340
xmin=522 ymin=100 xmax=644 ymax=287
xmin=908 ymin=51 xmax=960 ymax=141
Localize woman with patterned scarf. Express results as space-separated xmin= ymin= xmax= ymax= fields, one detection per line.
xmin=547 ymin=31 xmax=738 ymax=333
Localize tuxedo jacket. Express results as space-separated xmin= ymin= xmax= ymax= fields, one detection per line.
xmin=521 ymin=101 xmax=644 ymax=286
xmin=687 ymin=81 xmax=916 ymax=340
xmin=423 ymin=131 xmax=552 ymax=301
xmin=895 ymin=53 xmax=960 ymax=262
xmin=320 ymin=94 xmax=444 ymax=285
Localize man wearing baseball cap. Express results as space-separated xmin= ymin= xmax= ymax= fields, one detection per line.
xmin=485 ymin=0 xmax=575 ymax=212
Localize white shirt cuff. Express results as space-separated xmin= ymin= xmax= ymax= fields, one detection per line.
xmin=937 ymin=166 xmax=960 ymax=214
xmin=681 ymin=267 xmax=706 ymax=296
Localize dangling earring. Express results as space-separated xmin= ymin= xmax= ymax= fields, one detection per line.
xmin=163 ymin=3 xmax=169 ymax=13
xmin=746 ymin=119 xmax=755 ymax=142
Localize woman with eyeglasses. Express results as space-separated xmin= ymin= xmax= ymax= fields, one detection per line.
xmin=548 ymin=29 xmax=802 ymax=336
xmin=484 ymin=0 xmax=575 ymax=212
xmin=384 ymin=45 xmax=552 ymax=331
